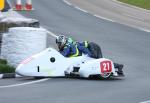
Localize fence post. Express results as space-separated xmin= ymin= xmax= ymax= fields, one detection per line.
xmin=25 ymin=0 xmax=32 ymax=10
xmin=15 ymin=0 xmax=22 ymax=10
xmin=14 ymin=0 xmax=33 ymax=11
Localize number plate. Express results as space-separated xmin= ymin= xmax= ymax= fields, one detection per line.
xmin=100 ymin=61 xmax=112 ymax=73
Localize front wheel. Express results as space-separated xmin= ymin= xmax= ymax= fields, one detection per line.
xmin=89 ymin=73 xmax=112 ymax=79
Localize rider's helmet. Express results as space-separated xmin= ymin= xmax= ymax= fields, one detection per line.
xmin=56 ymin=35 xmax=67 ymax=50
xmin=66 ymin=37 xmax=74 ymax=44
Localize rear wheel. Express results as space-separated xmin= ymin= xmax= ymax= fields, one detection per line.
xmin=99 ymin=73 xmax=112 ymax=79
xmin=89 ymin=74 xmax=111 ymax=79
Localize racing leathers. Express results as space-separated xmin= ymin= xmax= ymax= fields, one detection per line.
xmin=60 ymin=37 xmax=92 ymax=58
xmin=59 ymin=43 xmax=81 ymax=57
xmin=76 ymin=41 xmax=92 ymax=57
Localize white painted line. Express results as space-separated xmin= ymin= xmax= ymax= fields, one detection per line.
xmin=46 ymin=29 xmax=58 ymax=38
xmin=139 ymin=28 xmax=150 ymax=33
xmin=40 ymin=26 xmax=58 ymax=38
xmin=75 ymin=6 xmax=88 ymax=13
xmin=94 ymin=14 xmax=115 ymax=22
xmin=0 ymin=74 xmax=3 ymax=79
xmin=116 ymin=22 xmax=150 ymax=33
xmin=0 ymin=78 xmax=49 ymax=88
xmin=62 ymin=0 xmax=150 ymax=33
xmin=15 ymin=74 xmax=23 ymax=78
xmin=140 ymin=100 xmax=150 ymax=103
xmin=63 ymin=0 xmax=72 ymax=6
xmin=122 ymin=13 xmax=144 ymax=21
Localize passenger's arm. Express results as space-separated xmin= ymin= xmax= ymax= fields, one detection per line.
xmin=60 ymin=47 xmax=70 ymax=57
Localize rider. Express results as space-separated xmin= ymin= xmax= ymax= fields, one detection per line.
xmin=66 ymin=36 xmax=93 ymax=57
xmin=56 ymin=35 xmax=81 ymax=57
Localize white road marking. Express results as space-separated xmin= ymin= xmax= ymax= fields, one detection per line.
xmin=75 ymin=6 xmax=88 ymax=13
xmin=46 ymin=30 xmax=58 ymax=38
xmin=63 ymin=0 xmax=72 ymax=6
xmin=117 ymin=22 xmax=150 ymax=33
xmin=62 ymin=0 xmax=150 ymax=33
xmin=94 ymin=14 xmax=115 ymax=22
xmin=139 ymin=28 xmax=150 ymax=33
xmin=0 ymin=74 xmax=3 ymax=79
xmin=140 ymin=100 xmax=150 ymax=103
xmin=0 ymin=78 xmax=49 ymax=88
xmin=122 ymin=13 xmax=145 ymax=21
xmin=15 ymin=74 xmax=23 ymax=78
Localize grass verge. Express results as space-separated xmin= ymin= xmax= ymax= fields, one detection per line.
xmin=118 ymin=0 xmax=150 ymax=10
xmin=0 ymin=59 xmax=15 ymax=74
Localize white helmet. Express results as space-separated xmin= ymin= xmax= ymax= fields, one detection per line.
xmin=56 ymin=35 xmax=67 ymax=50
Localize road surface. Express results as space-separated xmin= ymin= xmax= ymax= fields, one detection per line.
xmin=1 ymin=0 xmax=150 ymax=103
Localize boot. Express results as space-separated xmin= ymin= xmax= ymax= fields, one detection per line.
xmin=70 ymin=67 xmax=80 ymax=75
xmin=114 ymin=63 xmax=124 ymax=76
xmin=117 ymin=64 xmax=124 ymax=76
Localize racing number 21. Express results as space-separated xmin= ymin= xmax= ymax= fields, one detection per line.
xmin=100 ymin=61 xmax=112 ymax=73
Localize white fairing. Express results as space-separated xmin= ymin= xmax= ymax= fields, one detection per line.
xmin=16 ymin=48 xmax=69 ymax=76
xmin=79 ymin=59 xmax=115 ymax=77
xmin=16 ymin=48 xmax=116 ymax=78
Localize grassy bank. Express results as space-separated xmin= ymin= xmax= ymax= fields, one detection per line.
xmin=118 ymin=0 xmax=150 ymax=10
xmin=0 ymin=59 xmax=15 ymax=74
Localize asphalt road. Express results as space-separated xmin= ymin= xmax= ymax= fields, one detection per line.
xmin=68 ymin=0 xmax=150 ymax=31
xmin=1 ymin=0 xmax=150 ymax=103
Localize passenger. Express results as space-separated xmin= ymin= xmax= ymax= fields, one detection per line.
xmin=76 ymin=41 xmax=93 ymax=57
